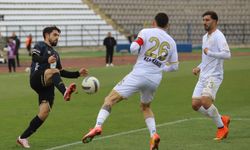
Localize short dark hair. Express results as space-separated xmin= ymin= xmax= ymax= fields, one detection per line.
xmin=202 ymin=11 xmax=218 ymax=21
xmin=43 ymin=26 xmax=61 ymax=39
xmin=155 ymin=13 xmax=169 ymax=28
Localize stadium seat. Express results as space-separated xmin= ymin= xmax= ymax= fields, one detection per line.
xmin=0 ymin=0 xmax=129 ymax=47
xmin=91 ymin=0 xmax=249 ymax=45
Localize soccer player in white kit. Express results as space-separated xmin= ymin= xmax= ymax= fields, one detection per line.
xmin=82 ymin=13 xmax=178 ymax=150
xmin=192 ymin=11 xmax=231 ymax=141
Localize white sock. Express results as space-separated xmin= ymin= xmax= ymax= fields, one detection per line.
xmin=206 ymin=104 xmax=224 ymax=128
xmin=198 ymin=106 xmax=208 ymax=116
xmin=145 ymin=117 xmax=156 ymax=137
xmin=95 ymin=109 xmax=110 ymax=128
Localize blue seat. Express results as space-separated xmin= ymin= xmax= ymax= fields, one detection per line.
xmin=177 ymin=43 xmax=192 ymax=52
xmin=116 ymin=44 xmax=130 ymax=53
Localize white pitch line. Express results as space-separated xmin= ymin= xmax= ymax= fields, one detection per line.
xmin=45 ymin=117 xmax=250 ymax=150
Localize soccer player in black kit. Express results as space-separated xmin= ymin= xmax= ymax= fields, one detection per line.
xmin=17 ymin=26 xmax=88 ymax=148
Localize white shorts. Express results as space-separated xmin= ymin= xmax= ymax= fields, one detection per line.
xmin=113 ymin=73 xmax=159 ymax=104
xmin=192 ymin=77 xmax=222 ymax=100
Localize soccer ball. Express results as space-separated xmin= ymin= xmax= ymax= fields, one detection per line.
xmin=81 ymin=76 xmax=100 ymax=94
xmin=25 ymin=67 xmax=30 ymax=73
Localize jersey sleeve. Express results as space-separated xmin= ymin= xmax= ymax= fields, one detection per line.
xmin=218 ymin=34 xmax=230 ymax=52
xmin=32 ymin=43 xmax=42 ymax=56
xmin=162 ymin=42 xmax=179 ymax=72
xmin=130 ymin=29 xmax=145 ymax=54
xmin=207 ymin=34 xmax=231 ymax=59
xmin=32 ymin=43 xmax=48 ymax=63
xmin=137 ymin=29 xmax=146 ymax=42
xmin=207 ymin=50 xmax=231 ymax=59
xmin=169 ymin=42 xmax=178 ymax=63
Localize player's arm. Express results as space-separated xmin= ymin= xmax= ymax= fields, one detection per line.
xmin=59 ymin=69 xmax=80 ymax=78
xmin=130 ymin=30 xmax=145 ymax=55
xmin=57 ymin=55 xmax=81 ymax=78
xmin=192 ymin=67 xmax=200 ymax=76
xmin=32 ymin=51 xmax=56 ymax=64
xmin=31 ymin=43 xmax=56 ymax=64
xmin=162 ymin=62 xmax=179 ymax=72
xmin=204 ymin=48 xmax=231 ymax=59
xmin=60 ymin=68 xmax=88 ymax=78
xmin=192 ymin=61 xmax=203 ymax=76
xmin=130 ymin=37 xmax=144 ymax=55
xmin=162 ymin=42 xmax=179 ymax=72
xmin=31 ymin=45 xmax=48 ymax=63
xmin=57 ymin=54 xmax=88 ymax=78
xmin=204 ymin=35 xmax=231 ymax=59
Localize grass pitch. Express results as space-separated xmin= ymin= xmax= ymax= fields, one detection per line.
xmin=0 ymin=55 xmax=250 ymax=150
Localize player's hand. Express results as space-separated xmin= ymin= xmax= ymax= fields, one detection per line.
xmin=204 ymin=48 xmax=209 ymax=55
xmin=192 ymin=67 xmax=200 ymax=76
xmin=79 ymin=68 xmax=88 ymax=77
xmin=48 ymin=55 xmax=56 ymax=63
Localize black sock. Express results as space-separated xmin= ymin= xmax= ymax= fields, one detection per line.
xmin=52 ymin=72 xmax=66 ymax=95
xmin=20 ymin=116 xmax=44 ymax=139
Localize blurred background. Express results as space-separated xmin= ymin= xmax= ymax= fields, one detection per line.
xmin=0 ymin=0 xmax=249 ymax=49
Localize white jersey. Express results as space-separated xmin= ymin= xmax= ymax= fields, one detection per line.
xmin=131 ymin=28 xmax=178 ymax=85
xmin=199 ymin=29 xmax=230 ymax=80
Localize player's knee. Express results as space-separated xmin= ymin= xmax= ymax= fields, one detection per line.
xmin=192 ymin=105 xmax=199 ymax=111
xmin=45 ymin=68 xmax=59 ymax=76
xmin=192 ymin=99 xmax=201 ymax=111
xmin=38 ymin=110 xmax=50 ymax=121
xmin=38 ymin=102 xmax=51 ymax=120
xmin=103 ymin=91 xmax=123 ymax=107
xmin=51 ymin=69 xmax=60 ymax=75
xmin=140 ymin=103 xmax=150 ymax=112
xmin=200 ymin=97 xmax=213 ymax=109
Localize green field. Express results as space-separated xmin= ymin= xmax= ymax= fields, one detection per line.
xmin=0 ymin=55 xmax=250 ymax=150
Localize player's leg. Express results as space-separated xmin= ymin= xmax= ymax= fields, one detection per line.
xmin=141 ymin=102 xmax=157 ymax=135
xmin=140 ymin=80 xmax=160 ymax=150
xmin=97 ymin=90 xmax=123 ymax=127
xmin=201 ymin=77 xmax=225 ymax=128
xmin=192 ymin=98 xmax=209 ymax=116
xmin=200 ymin=96 xmax=229 ymax=140
xmin=94 ymin=73 xmax=138 ymax=129
xmin=44 ymin=68 xmax=66 ymax=94
xmin=201 ymin=96 xmax=223 ymax=127
xmin=192 ymin=78 xmax=223 ymax=121
xmin=17 ymin=87 xmax=54 ymax=148
xmin=19 ymin=101 xmax=50 ymax=137
xmin=197 ymin=77 xmax=230 ymax=140
xmin=141 ymin=103 xmax=160 ymax=150
xmin=82 ymin=73 xmax=138 ymax=143
xmin=192 ymin=79 xmax=209 ymax=116
xmin=141 ymin=103 xmax=156 ymax=136
xmin=44 ymin=68 xmax=76 ymax=101
xmin=82 ymin=90 xmax=123 ymax=143
xmin=17 ymin=102 xmax=50 ymax=148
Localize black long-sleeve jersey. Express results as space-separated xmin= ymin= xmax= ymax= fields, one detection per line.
xmin=30 ymin=41 xmax=62 ymax=76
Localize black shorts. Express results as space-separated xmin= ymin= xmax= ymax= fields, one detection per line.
xmin=30 ymin=70 xmax=55 ymax=107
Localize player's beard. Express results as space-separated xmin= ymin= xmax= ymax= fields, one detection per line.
xmin=49 ymin=39 xmax=58 ymax=46
xmin=204 ymin=24 xmax=210 ymax=32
